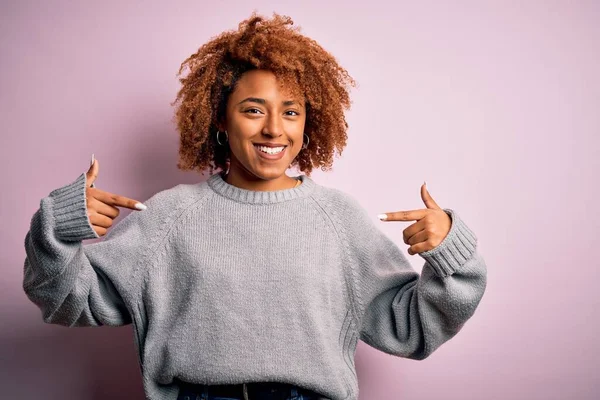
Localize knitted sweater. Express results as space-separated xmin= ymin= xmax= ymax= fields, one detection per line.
xmin=23 ymin=171 xmax=487 ymax=400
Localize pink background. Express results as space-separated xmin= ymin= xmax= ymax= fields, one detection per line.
xmin=1 ymin=1 xmax=598 ymax=399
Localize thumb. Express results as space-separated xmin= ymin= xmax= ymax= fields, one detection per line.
xmin=86 ymin=156 xmax=99 ymax=187
xmin=421 ymin=181 xmax=441 ymax=210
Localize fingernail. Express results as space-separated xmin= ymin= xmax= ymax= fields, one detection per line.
xmin=378 ymin=213 xmax=388 ymax=220
xmin=91 ymin=153 xmax=95 ymax=166
xmin=135 ymin=203 xmax=147 ymax=210
xmin=424 ymin=180 xmax=427 ymax=187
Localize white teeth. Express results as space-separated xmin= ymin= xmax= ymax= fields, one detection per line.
xmin=255 ymin=145 xmax=285 ymax=154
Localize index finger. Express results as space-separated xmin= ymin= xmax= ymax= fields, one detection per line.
xmin=378 ymin=209 xmax=427 ymax=221
xmin=94 ymin=189 xmax=147 ymax=211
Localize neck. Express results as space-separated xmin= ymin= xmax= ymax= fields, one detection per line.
xmin=223 ymin=165 xmax=299 ymax=192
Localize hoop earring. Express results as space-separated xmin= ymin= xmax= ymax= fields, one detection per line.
xmin=302 ymin=133 xmax=309 ymax=150
xmin=216 ymin=130 xmax=228 ymax=146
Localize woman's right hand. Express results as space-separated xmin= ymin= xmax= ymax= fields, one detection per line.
xmin=85 ymin=158 xmax=147 ymax=237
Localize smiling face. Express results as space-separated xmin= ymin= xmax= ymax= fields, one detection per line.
xmin=218 ymin=69 xmax=306 ymax=189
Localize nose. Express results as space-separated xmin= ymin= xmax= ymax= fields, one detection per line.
xmin=262 ymin=113 xmax=284 ymax=138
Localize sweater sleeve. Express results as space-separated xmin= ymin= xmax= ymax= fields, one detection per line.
xmin=340 ymin=196 xmax=487 ymax=360
xmin=22 ymin=172 xmax=161 ymax=328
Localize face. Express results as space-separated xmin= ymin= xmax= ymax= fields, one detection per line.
xmin=218 ymin=69 xmax=306 ymax=182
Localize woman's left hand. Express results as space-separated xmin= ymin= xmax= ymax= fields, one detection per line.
xmin=377 ymin=182 xmax=452 ymax=256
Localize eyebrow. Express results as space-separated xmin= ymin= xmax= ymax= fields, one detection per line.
xmin=236 ymin=97 xmax=300 ymax=107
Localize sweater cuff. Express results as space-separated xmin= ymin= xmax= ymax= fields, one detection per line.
xmin=48 ymin=172 xmax=100 ymax=241
xmin=419 ymin=208 xmax=477 ymax=278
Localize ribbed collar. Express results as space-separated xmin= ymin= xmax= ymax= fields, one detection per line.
xmin=207 ymin=172 xmax=316 ymax=204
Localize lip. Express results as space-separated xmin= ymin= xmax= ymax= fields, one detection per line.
xmin=254 ymin=144 xmax=287 ymax=161
xmin=253 ymin=143 xmax=288 ymax=147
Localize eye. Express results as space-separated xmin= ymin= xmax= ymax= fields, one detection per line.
xmin=244 ymin=108 xmax=263 ymax=114
xmin=285 ymin=110 xmax=300 ymax=116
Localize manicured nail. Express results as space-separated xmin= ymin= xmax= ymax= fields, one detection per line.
xmin=89 ymin=154 xmax=96 ymax=188
xmin=135 ymin=203 xmax=147 ymax=210
xmin=378 ymin=213 xmax=388 ymax=220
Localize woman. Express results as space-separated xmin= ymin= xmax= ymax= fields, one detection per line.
xmin=23 ymin=13 xmax=487 ymax=400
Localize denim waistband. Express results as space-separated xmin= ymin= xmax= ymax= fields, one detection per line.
xmin=177 ymin=381 xmax=319 ymax=400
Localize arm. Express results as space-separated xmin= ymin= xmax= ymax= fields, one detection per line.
xmin=22 ymin=172 xmax=161 ymax=327
xmin=343 ymin=200 xmax=487 ymax=359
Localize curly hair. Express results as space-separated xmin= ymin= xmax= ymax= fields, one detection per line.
xmin=170 ymin=12 xmax=357 ymax=176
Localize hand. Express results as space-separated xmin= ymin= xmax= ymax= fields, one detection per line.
xmin=378 ymin=182 xmax=451 ymax=256
xmin=85 ymin=157 xmax=147 ymax=237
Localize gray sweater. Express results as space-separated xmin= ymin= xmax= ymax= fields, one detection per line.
xmin=23 ymin=171 xmax=487 ymax=400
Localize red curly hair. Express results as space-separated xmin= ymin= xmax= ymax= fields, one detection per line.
xmin=170 ymin=12 xmax=356 ymax=176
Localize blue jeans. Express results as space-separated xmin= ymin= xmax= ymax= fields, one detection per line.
xmin=176 ymin=382 xmax=320 ymax=400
